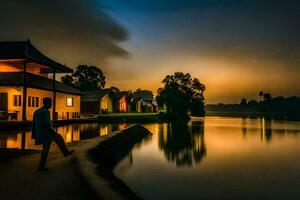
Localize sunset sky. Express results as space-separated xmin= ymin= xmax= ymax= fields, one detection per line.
xmin=0 ymin=0 xmax=299 ymax=103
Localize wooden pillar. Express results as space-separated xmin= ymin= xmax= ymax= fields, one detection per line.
xmin=21 ymin=132 xmax=26 ymax=151
xmin=22 ymin=62 xmax=27 ymax=121
xmin=52 ymin=69 xmax=57 ymax=120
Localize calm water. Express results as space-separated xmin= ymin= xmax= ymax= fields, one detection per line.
xmin=0 ymin=123 xmax=128 ymax=150
xmin=114 ymin=117 xmax=300 ymax=199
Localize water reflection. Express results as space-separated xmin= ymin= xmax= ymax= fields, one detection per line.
xmin=158 ymin=121 xmax=206 ymax=167
xmin=0 ymin=123 xmax=126 ymax=150
xmin=114 ymin=117 xmax=300 ymax=200
xmin=264 ymin=118 xmax=272 ymax=142
xmin=241 ymin=118 xmax=300 ymax=143
xmin=242 ymin=117 xmax=247 ymax=137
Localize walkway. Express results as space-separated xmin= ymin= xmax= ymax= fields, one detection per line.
xmin=0 ymin=140 xmax=101 ymax=200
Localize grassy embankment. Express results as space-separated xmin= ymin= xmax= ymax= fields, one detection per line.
xmin=99 ymin=112 xmax=159 ymax=123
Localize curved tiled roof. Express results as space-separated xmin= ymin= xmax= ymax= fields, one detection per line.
xmin=0 ymin=40 xmax=73 ymax=73
xmin=0 ymin=72 xmax=83 ymax=95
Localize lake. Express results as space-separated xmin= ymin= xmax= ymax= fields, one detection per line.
xmin=0 ymin=123 xmax=127 ymax=150
xmin=2 ymin=116 xmax=300 ymax=199
xmin=114 ymin=116 xmax=300 ymax=199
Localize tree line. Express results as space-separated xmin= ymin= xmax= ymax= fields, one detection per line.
xmin=207 ymin=91 xmax=300 ymax=119
xmin=61 ymin=66 xmax=206 ymax=120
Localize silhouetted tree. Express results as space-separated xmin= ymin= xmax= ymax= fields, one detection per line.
xmin=191 ymin=99 xmax=205 ymax=116
xmin=206 ymin=92 xmax=300 ymax=119
xmin=133 ymin=89 xmax=153 ymax=99
xmin=61 ymin=74 xmax=74 ymax=87
xmin=259 ymin=91 xmax=264 ymax=102
xmin=263 ymin=93 xmax=272 ymax=102
xmin=109 ymin=86 xmax=120 ymax=93
xmin=240 ymin=98 xmax=247 ymax=106
xmin=157 ymin=72 xmax=205 ymax=120
xmin=158 ymin=121 xmax=206 ymax=166
xmin=247 ymin=100 xmax=259 ymax=110
xmin=61 ymin=65 xmax=106 ymax=91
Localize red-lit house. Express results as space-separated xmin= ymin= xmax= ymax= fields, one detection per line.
xmin=113 ymin=91 xmax=131 ymax=112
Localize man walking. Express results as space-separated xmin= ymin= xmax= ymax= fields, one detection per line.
xmin=32 ymin=97 xmax=74 ymax=171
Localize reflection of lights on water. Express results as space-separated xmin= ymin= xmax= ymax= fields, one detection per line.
xmin=6 ymin=135 xmax=21 ymax=149
xmin=261 ymin=118 xmax=265 ymax=141
xmin=57 ymin=125 xmax=81 ymax=143
xmin=100 ymin=126 xmax=108 ymax=136
xmin=73 ymin=131 xmax=80 ymax=142
xmin=66 ymin=131 xmax=72 ymax=143
xmin=194 ymin=134 xmax=204 ymax=151
xmin=119 ymin=123 xmax=126 ymax=130
xmin=162 ymin=124 xmax=168 ymax=143
xmin=0 ymin=132 xmax=42 ymax=150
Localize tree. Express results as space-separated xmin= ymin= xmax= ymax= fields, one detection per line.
xmin=247 ymin=100 xmax=258 ymax=109
xmin=61 ymin=74 xmax=74 ymax=87
xmin=157 ymin=72 xmax=205 ymax=120
xmin=158 ymin=122 xmax=206 ymax=166
xmin=109 ymin=86 xmax=120 ymax=93
xmin=61 ymin=65 xmax=106 ymax=91
xmin=263 ymin=93 xmax=272 ymax=102
xmin=259 ymin=91 xmax=264 ymax=102
xmin=133 ymin=89 xmax=153 ymax=100
xmin=240 ymin=98 xmax=247 ymax=106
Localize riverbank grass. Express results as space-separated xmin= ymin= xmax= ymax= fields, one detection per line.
xmin=99 ymin=112 xmax=159 ymax=123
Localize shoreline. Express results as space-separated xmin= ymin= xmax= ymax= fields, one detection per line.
xmin=76 ymin=125 xmax=152 ymax=200
xmin=0 ymin=113 xmax=160 ymax=131
xmin=0 ymin=139 xmax=101 ymax=200
xmin=0 ymin=125 xmax=150 ymax=200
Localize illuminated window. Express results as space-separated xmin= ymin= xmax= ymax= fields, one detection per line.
xmin=28 ymin=97 xmax=39 ymax=107
xmin=13 ymin=95 xmax=22 ymax=106
xmin=66 ymin=97 xmax=74 ymax=107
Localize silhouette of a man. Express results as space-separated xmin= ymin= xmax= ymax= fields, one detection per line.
xmin=32 ymin=97 xmax=74 ymax=171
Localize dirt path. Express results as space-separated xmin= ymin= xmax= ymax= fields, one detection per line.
xmin=0 ymin=141 xmax=101 ymax=200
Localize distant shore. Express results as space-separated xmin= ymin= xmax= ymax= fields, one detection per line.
xmin=205 ymin=110 xmax=300 ymax=120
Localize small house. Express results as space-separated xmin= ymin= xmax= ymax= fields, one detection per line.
xmin=131 ymin=90 xmax=158 ymax=112
xmin=81 ymin=89 xmax=113 ymax=114
xmin=113 ymin=91 xmax=131 ymax=112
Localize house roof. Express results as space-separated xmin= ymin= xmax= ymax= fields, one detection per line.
xmin=113 ymin=91 xmax=131 ymax=100
xmin=0 ymin=72 xmax=83 ymax=95
xmin=81 ymin=89 xmax=112 ymax=102
xmin=0 ymin=40 xmax=73 ymax=73
xmin=131 ymin=97 xmax=142 ymax=103
xmin=132 ymin=90 xmax=153 ymax=101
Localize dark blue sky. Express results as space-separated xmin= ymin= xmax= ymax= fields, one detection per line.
xmin=101 ymin=0 xmax=300 ymax=103
xmin=1 ymin=0 xmax=299 ymax=103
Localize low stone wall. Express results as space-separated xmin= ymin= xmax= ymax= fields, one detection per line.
xmin=98 ymin=114 xmax=160 ymax=123
xmin=75 ymin=125 xmax=152 ymax=200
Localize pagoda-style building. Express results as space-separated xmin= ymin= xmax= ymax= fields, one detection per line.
xmin=0 ymin=40 xmax=82 ymax=121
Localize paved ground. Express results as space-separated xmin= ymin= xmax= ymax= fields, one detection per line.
xmin=0 ymin=141 xmax=101 ymax=200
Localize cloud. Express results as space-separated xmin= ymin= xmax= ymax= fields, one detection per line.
xmin=0 ymin=0 xmax=129 ymax=67
xmin=101 ymin=0 xmax=300 ymax=103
